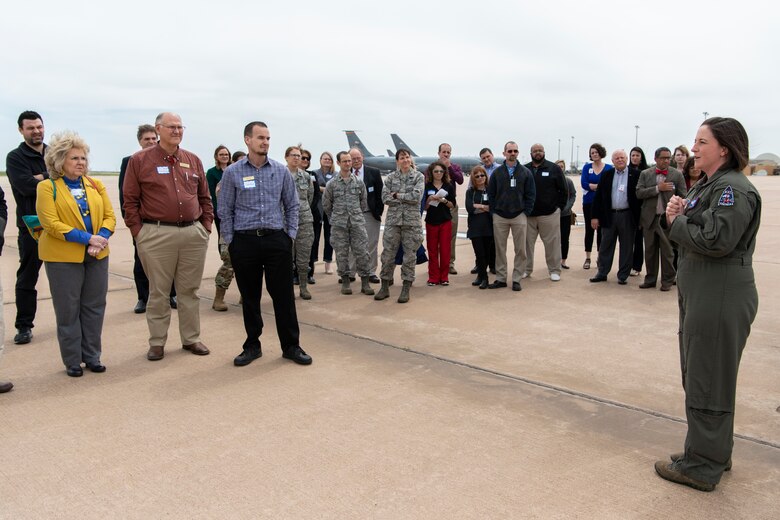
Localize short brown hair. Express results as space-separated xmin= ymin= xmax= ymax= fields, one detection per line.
xmin=136 ymin=124 xmax=156 ymax=141
xmin=589 ymin=143 xmax=607 ymax=159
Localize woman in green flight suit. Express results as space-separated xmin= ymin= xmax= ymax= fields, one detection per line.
xmin=655 ymin=117 xmax=760 ymax=492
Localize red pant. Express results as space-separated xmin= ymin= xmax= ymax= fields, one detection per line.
xmin=426 ymin=220 xmax=452 ymax=284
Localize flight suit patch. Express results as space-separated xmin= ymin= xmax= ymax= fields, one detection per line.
xmin=718 ymin=185 xmax=734 ymax=206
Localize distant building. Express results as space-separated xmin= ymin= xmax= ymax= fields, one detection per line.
xmin=747 ymin=153 xmax=779 ymax=176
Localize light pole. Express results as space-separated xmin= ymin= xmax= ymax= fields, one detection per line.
xmin=703 ymin=111 xmax=709 ymax=120
xmin=570 ymin=136 xmax=575 ymax=172
xmin=635 ymin=125 xmax=640 ymax=146
xmin=576 ymin=145 xmax=580 ymax=169
xmin=557 ymin=138 xmax=561 ymax=160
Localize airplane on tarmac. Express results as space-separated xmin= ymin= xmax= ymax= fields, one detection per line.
xmin=344 ymin=130 xmax=483 ymax=173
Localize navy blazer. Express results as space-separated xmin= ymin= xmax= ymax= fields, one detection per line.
xmin=591 ymin=168 xmax=640 ymax=228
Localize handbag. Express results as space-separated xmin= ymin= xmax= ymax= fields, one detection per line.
xmin=22 ymin=179 xmax=56 ymax=242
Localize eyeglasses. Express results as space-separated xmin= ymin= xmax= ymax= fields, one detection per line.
xmin=289 ymin=154 xmax=301 ymax=158
xmin=473 ymin=174 xmax=486 ymax=178
xmin=161 ymin=125 xmax=185 ymax=131
xmin=506 ymin=150 xmax=519 ymax=154
xmin=432 ymin=169 xmax=445 ymax=174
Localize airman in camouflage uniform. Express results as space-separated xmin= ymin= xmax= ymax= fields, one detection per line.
xmin=323 ymin=152 xmax=374 ymax=296
xmin=292 ymin=165 xmax=315 ymax=300
xmin=375 ymin=149 xmax=424 ymax=303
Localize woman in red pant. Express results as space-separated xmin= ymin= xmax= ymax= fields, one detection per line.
xmin=423 ymin=162 xmax=456 ymax=285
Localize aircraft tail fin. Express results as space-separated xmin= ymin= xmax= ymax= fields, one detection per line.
xmin=387 ymin=149 xmax=394 ymax=157
xmin=344 ymin=130 xmax=375 ymax=157
xmin=391 ymin=133 xmax=418 ymax=157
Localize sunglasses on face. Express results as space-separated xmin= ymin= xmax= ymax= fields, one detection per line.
xmin=473 ymin=174 xmax=486 ymax=178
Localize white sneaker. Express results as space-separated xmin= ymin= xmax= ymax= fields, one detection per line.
xmin=630 ymin=269 xmax=640 ymax=277
xmin=550 ymin=273 xmax=561 ymax=282
xmin=521 ymin=272 xmax=530 ymax=279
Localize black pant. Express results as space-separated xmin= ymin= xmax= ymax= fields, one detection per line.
xmin=229 ymin=231 xmax=300 ymax=353
xmin=15 ymin=229 xmax=43 ymax=329
xmin=596 ymin=211 xmax=636 ymax=281
xmin=560 ymin=214 xmax=572 ymax=260
xmin=632 ymin=227 xmax=644 ymax=271
xmin=133 ymin=239 xmax=176 ymax=302
xmin=471 ymin=236 xmax=494 ymax=278
xmin=321 ymin=214 xmax=333 ymax=262
xmin=582 ymin=203 xmax=601 ymax=253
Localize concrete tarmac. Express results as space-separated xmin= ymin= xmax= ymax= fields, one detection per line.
xmin=0 ymin=175 xmax=778 ymax=519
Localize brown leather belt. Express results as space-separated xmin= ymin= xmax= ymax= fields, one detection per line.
xmin=142 ymin=219 xmax=196 ymax=227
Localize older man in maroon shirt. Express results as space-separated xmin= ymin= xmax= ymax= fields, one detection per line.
xmin=123 ymin=112 xmax=213 ymax=361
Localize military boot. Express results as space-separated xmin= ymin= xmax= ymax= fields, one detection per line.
xmin=360 ymin=276 xmax=375 ymax=296
xmin=212 ymin=287 xmax=228 ymax=312
xmin=374 ymin=280 xmax=390 ymax=300
xmin=397 ymin=280 xmax=412 ymax=303
xmin=299 ymin=280 xmax=312 ymax=300
xmin=341 ymin=277 xmax=353 ymax=295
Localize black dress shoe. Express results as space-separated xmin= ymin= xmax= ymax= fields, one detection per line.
xmin=134 ymin=300 xmax=147 ymax=314
xmin=13 ymin=328 xmax=32 ymax=345
xmin=512 ymin=282 xmax=522 ymax=292
xmin=471 ymin=277 xmax=482 ymax=286
xmin=470 ymin=266 xmax=478 ymax=274
xmin=490 ymin=268 xmax=497 ymax=274
xmin=86 ymin=363 xmax=107 ymax=373
xmin=0 ymin=381 xmax=13 ymax=393
xmin=66 ymin=366 xmax=84 ymax=377
xmin=307 ymin=275 xmax=316 ymax=285
xmin=369 ymin=275 xmax=381 ymax=284
xmin=488 ymin=281 xmax=507 ymax=289
xmin=283 ymin=346 xmax=312 ymax=365
xmin=234 ymin=348 xmax=262 ymax=367
xmin=639 ymin=282 xmax=657 ymax=289
xmin=618 ymin=279 xmax=628 ymax=285
xmin=169 ymin=296 xmax=178 ymax=309
xmin=479 ymin=279 xmax=488 ymax=289
xmin=590 ymin=275 xmax=608 ymax=283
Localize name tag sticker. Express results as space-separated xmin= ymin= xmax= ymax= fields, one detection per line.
xmin=368 ymin=186 xmax=374 ymax=192
xmin=510 ymin=179 xmax=517 ymax=188
xmin=242 ymin=176 xmax=254 ymax=181
xmin=180 ymin=162 xmax=190 ymax=168
xmin=618 ymin=184 xmax=626 ymax=192
xmin=542 ymin=172 xmax=549 ymax=177
xmin=243 ymin=180 xmax=256 ymax=189
xmin=311 ymin=175 xmax=317 ymax=182
xmin=483 ymin=194 xmax=489 ymax=200
xmin=157 ymin=166 xmax=170 ymax=174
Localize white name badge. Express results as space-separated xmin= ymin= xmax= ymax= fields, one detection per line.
xmin=368 ymin=186 xmax=374 ymax=192
xmin=542 ymin=172 xmax=549 ymax=177
xmin=311 ymin=175 xmax=316 ymax=182
xmin=510 ymin=179 xmax=517 ymax=188
xmin=618 ymin=184 xmax=626 ymax=192
xmin=483 ymin=194 xmax=489 ymax=200
xmin=157 ymin=166 xmax=170 ymax=174
xmin=243 ymin=180 xmax=256 ymax=189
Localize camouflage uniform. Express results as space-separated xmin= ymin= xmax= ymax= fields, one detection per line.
xmin=379 ymin=168 xmax=424 ymax=282
xmin=214 ymin=235 xmax=234 ymax=290
xmin=293 ymin=169 xmax=315 ymax=280
xmin=323 ymin=173 xmax=371 ymax=278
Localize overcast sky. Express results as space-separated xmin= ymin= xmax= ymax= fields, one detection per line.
xmin=2 ymin=0 xmax=777 ymax=170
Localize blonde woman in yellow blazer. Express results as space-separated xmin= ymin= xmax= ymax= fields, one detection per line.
xmin=36 ymin=131 xmax=116 ymax=377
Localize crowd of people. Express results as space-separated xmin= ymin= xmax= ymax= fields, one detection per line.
xmin=0 ymin=111 xmax=762 ymax=493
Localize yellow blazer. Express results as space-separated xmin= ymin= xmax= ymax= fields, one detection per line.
xmin=36 ymin=176 xmax=116 ymax=263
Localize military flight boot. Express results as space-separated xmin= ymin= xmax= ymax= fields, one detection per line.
xmin=397 ymin=280 xmax=412 ymax=303
xmin=360 ymin=276 xmax=375 ymax=296
xmin=341 ymin=277 xmax=353 ymax=295
xmin=374 ymin=280 xmax=390 ymax=300
xmin=212 ymin=287 xmax=228 ymax=312
xmin=299 ymin=281 xmax=312 ymax=300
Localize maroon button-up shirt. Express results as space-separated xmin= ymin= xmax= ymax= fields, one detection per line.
xmin=122 ymin=144 xmax=213 ymax=236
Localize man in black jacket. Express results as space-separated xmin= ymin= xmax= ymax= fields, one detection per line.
xmin=589 ymin=149 xmax=641 ymax=284
xmin=350 ymin=148 xmax=383 ymax=283
xmin=486 ymin=141 xmax=536 ymax=291
xmin=0 ymin=185 xmax=12 ymax=393
xmin=524 ymin=144 xmax=567 ymax=281
xmin=5 ymin=110 xmax=49 ymax=345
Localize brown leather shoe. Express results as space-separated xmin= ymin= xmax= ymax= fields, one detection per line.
xmin=654 ymin=460 xmax=715 ymax=492
xmin=182 ymin=342 xmax=210 ymax=356
xmin=0 ymin=381 xmax=14 ymax=393
xmin=147 ymin=345 xmax=165 ymax=361
xmin=660 ymin=284 xmax=673 ymax=292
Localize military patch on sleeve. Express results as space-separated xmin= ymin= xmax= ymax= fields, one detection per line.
xmin=718 ymin=185 xmax=734 ymax=206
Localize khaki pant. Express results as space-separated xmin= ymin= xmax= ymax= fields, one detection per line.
xmin=136 ymin=222 xmax=209 ymax=347
xmin=525 ymin=209 xmax=562 ymax=276
xmin=493 ymin=213 xmax=527 ymax=284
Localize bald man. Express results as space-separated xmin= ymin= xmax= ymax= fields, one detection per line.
xmin=123 ymin=112 xmax=213 ymax=361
